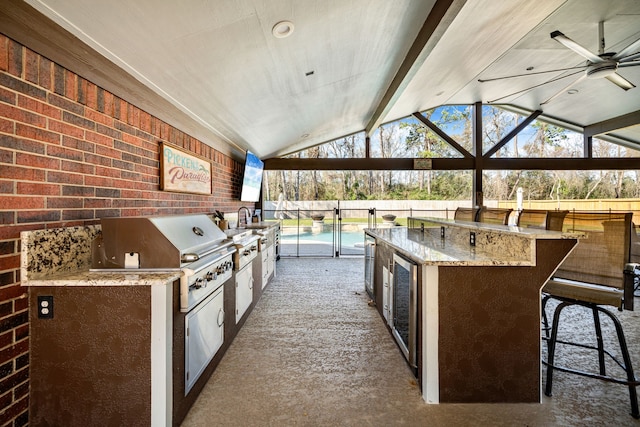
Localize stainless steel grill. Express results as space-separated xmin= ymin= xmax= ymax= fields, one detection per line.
xmin=91 ymin=214 xmax=236 ymax=312
xmin=228 ymin=230 xmax=260 ymax=271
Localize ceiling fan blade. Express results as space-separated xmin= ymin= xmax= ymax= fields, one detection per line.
xmin=618 ymin=59 xmax=640 ymax=68
xmin=618 ymin=52 xmax=640 ymax=63
xmin=551 ymin=30 xmax=602 ymax=63
xmin=540 ymin=74 xmax=587 ymax=106
xmin=612 ymin=37 xmax=640 ymax=61
xmin=606 ymin=72 xmax=636 ymax=90
xmin=487 ymin=70 xmax=584 ymax=104
xmin=478 ymin=66 xmax=586 ymax=83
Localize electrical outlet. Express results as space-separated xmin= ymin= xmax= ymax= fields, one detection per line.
xmin=440 ymin=226 xmax=445 ymax=238
xmin=469 ymin=231 xmax=476 ymax=246
xmin=37 ymin=295 xmax=54 ymax=319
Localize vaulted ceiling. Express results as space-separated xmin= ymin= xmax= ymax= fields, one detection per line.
xmin=2 ymin=0 xmax=640 ymax=160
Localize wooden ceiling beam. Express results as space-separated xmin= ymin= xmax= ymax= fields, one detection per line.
xmin=365 ymin=0 xmax=467 ymax=135
xmin=264 ymin=156 xmax=640 ymax=171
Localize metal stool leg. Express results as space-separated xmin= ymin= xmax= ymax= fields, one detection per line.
xmin=600 ymin=306 xmax=640 ymax=419
xmin=592 ymin=307 xmax=606 ymax=376
xmin=541 ymin=294 xmax=551 ymax=339
xmin=545 ymin=301 xmax=570 ymax=397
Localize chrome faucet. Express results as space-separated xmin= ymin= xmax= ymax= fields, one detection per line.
xmin=237 ymin=206 xmax=251 ymax=228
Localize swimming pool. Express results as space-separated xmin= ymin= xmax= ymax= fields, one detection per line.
xmin=280 ymin=230 xmax=365 ymax=248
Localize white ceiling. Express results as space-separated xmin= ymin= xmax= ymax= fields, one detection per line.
xmin=20 ymin=0 xmax=640 ymax=159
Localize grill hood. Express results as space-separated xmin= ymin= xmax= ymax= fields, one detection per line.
xmin=93 ymin=214 xmax=228 ymax=269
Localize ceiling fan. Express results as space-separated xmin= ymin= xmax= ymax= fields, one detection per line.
xmin=479 ymin=21 xmax=640 ymax=105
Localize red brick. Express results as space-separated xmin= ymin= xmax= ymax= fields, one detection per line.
xmin=103 ymin=91 xmax=114 ymax=116
xmin=61 ymin=185 xmax=94 ymax=197
xmin=0 ymin=35 xmax=8 ymax=72
xmin=0 ymin=196 xmax=45 ymax=210
xmin=0 ymin=87 xmax=15 ymax=106
xmin=39 ymin=56 xmax=53 ymax=90
xmin=47 ymin=197 xmax=82 ymax=209
xmin=84 ymin=153 xmax=111 ymax=167
xmin=15 ymin=123 xmax=60 ymax=144
xmin=0 ymin=224 xmax=39 ymax=241
xmin=86 ymin=81 xmax=98 ymax=110
xmin=85 ymin=108 xmax=113 ymax=127
xmin=77 ymin=77 xmax=87 ymax=105
xmin=0 ymin=165 xmax=45 ymax=182
xmin=95 ymin=144 xmax=119 ymax=159
xmin=46 ymin=171 xmax=83 ymax=185
xmin=61 ymin=159 xmax=94 ymax=175
xmin=18 ymin=95 xmax=62 ymax=120
xmin=85 ymin=198 xmax=112 ymax=208
xmin=7 ymin=39 xmax=22 ymax=78
xmin=84 ymin=175 xmax=114 ymax=188
xmin=16 ymin=152 xmax=60 ymax=170
xmin=0 ymin=104 xmax=46 ymax=129
xmin=96 ymin=166 xmax=121 ymax=178
xmin=61 ymin=209 xmax=94 ymax=221
xmin=62 ymin=136 xmax=94 ymax=153
xmin=47 ymin=145 xmax=83 ymax=161
xmin=0 ymin=396 xmax=28 ymax=426
xmin=16 ymin=182 xmax=60 ymax=196
xmin=0 ymin=255 xmax=19 ymax=274
xmin=48 ymin=92 xmax=83 ymax=115
xmin=0 ymin=331 xmax=11 ymax=349
xmin=85 ymin=130 xmax=113 ymax=147
xmin=17 ymin=210 xmax=61 ymax=223
xmin=24 ymin=49 xmax=38 ymax=84
xmin=64 ymin=69 xmax=77 ymax=100
xmin=49 ymin=119 xmax=85 ymax=139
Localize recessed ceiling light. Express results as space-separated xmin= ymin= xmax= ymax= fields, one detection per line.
xmin=272 ymin=21 xmax=294 ymax=38
xmin=567 ymin=89 xmax=579 ymax=95
xmin=301 ymin=133 xmax=309 ymax=138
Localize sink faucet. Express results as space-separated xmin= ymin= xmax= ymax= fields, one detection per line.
xmin=237 ymin=206 xmax=251 ymax=228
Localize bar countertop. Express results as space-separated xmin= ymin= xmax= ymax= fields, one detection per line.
xmin=365 ymin=217 xmax=582 ymax=267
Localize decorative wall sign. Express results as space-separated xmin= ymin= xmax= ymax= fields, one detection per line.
xmin=160 ymin=142 xmax=212 ymax=195
xmin=413 ymin=158 xmax=432 ymax=170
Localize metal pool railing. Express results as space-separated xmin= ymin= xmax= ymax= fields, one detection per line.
xmin=261 ymin=207 xmax=452 ymax=258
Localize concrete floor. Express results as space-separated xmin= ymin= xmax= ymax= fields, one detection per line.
xmin=181 ymin=258 xmax=640 ymax=427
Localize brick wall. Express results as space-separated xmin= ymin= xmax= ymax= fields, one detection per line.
xmin=0 ymin=34 xmax=252 ymax=426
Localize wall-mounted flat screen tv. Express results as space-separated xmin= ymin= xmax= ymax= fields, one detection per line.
xmin=240 ymin=151 xmax=264 ymax=202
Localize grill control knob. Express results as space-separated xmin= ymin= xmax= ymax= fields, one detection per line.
xmin=206 ymin=271 xmax=216 ymax=281
xmin=193 ymin=277 xmax=204 ymax=289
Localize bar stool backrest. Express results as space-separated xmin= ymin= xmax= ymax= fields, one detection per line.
xmin=477 ymin=207 xmax=512 ymax=225
xmin=454 ymin=207 xmax=479 ymax=222
xmin=517 ymin=209 xmax=568 ymax=231
xmin=556 ymin=211 xmax=632 ymax=292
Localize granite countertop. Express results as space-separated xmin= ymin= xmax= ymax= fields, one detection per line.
xmin=24 ymin=269 xmax=182 ymax=287
xmin=366 ymin=219 xmax=582 ymax=266
xmin=409 ymin=216 xmax=584 ymax=239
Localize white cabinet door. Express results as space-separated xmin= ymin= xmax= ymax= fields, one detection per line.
xmin=236 ymin=264 xmax=253 ymax=323
xmin=185 ymin=286 xmax=224 ymax=394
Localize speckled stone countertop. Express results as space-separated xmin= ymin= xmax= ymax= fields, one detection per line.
xmin=365 ymin=217 xmax=583 ymax=266
xmin=21 ymin=225 xmax=180 ymax=287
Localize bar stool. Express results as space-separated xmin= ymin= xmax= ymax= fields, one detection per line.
xmin=542 ymin=212 xmax=639 ymax=418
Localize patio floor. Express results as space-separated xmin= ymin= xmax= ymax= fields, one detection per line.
xmin=181 ymin=257 xmax=640 ymax=426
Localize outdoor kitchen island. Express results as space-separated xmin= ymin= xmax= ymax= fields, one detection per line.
xmin=365 ymin=217 xmax=582 ymax=405
xmin=20 ymin=216 xmax=280 ymax=427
